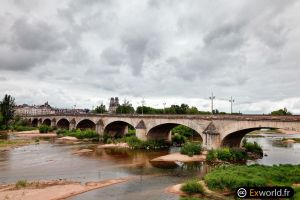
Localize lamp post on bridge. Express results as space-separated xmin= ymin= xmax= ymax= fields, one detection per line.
xmin=209 ymin=93 xmax=215 ymax=114
xmin=141 ymin=98 xmax=145 ymax=115
xmin=229 ymin=96 xmax=235 ymax=114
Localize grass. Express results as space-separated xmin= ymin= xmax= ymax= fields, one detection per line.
xmin=102 ymin=134 xmax=170 ymax=150
xmin=180 ymin=142 xmax=202 ymax=157
xmin=204 ymin=164 xmax=300 ymax=192
xmin=181 ymin=179 xmax=205 ymax=195
xmin=0 ymin=140 xmax=31 ymax=148
xmin=57 ymin=129 xmax=99 ymax=140
xmin=12 ymin=125 xmax=37 ymax=132
xmin=39 ymin=125 xmax=54 ymax=133
xmin=15 ymin=180 xmax=27 ymax=189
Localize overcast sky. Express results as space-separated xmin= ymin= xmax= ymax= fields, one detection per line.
xmin=1 ymin=0 xmax=300 ymax=114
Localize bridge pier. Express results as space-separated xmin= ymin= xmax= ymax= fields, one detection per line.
xmin=136 ymin=129 xmax=147 ymax=140
xmin=203 ymin=122 xmax=221 ymax=149
xmin=51 ymin=119 xmax=56 ymax=128
xmin=96 ymin=124 xmax=104 ymax=136
xmin=70 ymin=119 xmax=76 ymax=131
xmin=37 ymin=119 xmax=42 ymax=127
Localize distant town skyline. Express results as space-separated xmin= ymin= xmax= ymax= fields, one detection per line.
xmin=1 ymin=1 xmax=300 ymax=114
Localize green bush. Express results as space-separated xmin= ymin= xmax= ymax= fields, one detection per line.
xmin=216 ymin=148 xmax=232 ymax=161
xmin=172 ymin=133 xmax=187 ymax=145
xmin=180 ymin=142 xmax=202 ymax=157
xmin=204 ymin=164 xmax=300 ymax=192
xmin=181 ymin=179 xmax=204 ymax=195
xmin=57 ymin=129 xmax=99 ymax=140
xmin=16 ymin=180 xmax=27 ymax=189
xmin=206 ymin=150 xmax=217 ymax=162
xmin=208 ymin=148 xmax=248 ymax=162
xmin=171 ymin=125 xmax=195 ymax=138
xmin=12 ymin=125 xmax=36 ymax=132
xmin=39 ymin=125 xmax=52 ymax=133
xmin=243 ymin=141 xmax=263 ymax=155
xmin=230 ymin=148 xmax=247 ymax=161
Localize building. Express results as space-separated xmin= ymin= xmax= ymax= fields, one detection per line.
xmin=108 ymin=97 xmax=120 ymax=113
xmin=14 ymin=102 xmax=55 ymax=116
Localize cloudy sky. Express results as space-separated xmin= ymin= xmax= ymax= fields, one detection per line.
xmin=1 ymin=0 xmax=300 ymax=114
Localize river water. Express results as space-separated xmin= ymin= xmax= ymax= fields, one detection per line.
xmin=0 ymin=132 xmax=300 ymax=200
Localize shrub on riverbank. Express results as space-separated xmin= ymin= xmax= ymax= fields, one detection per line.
xmin=181 ymin=179 xmax=204 ymax=195
xmin=172 ymin=133 xmax=187 ymax=146
xmin=206 ymin=141 xmax=262 ymax=162
xmin=180 ymin=142 xmax=202 ymax=157
xmin=102 ymin=134 xmax=170 ymax=150
xmin=12 ymin=125 xmax=37 ymax=132
xmin=204 ymin=164 xmax=300 ymax=192
xmin=39 ymin=125 xmax=53 ymax=133
xmin=57 ymin=129 xmax=99 ymax=140
xmin=242 ymin=139 xmax=263 ymax=156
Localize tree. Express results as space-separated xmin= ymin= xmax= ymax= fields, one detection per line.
xmin=94 ymin=103 xmax=107 ymax=114
xmin=187 ymin=106 xmax=199 ymax=115
xmin=270 ymin=107 xmax=292 ymax=115
xmin=116 ymin=100 xmax=135 ymax=114
xmin=0 ymin=94 xmax=15 ymax=128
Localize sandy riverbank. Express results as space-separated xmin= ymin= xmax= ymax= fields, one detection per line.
xmin=0 ymin=178 xmax=128 ymax=200
xmin=97 ymin=142 xmax=129 ymax=149
xmin=12 ymin=130 xmax=56 ymax=138
xmin=151 ymin=152 xmax=207 ymax=163
xmin=278 ymin=129 xmax=300 ymax=134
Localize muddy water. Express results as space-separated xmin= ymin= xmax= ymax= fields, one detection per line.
xmin=0 ymin=132 xmax=300 ymax=200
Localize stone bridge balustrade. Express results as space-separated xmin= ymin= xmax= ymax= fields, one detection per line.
xmin=25 ymin=114 xmax=300 ymax=149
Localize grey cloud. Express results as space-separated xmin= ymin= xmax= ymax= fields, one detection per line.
xmin=0 ymin=47 xmax=48 ymax=71
xmin=121 ymin=30 xmax=162 ymax=75
xmin=101 ymin=47 xmax=125 ymax=66
xmin=0 ymin=77 xmax=7 ymax=81
xmin=204 ymin=22 xmax=245 ymax=50
xmin=12 ymin=18 xmax=67 ymax=52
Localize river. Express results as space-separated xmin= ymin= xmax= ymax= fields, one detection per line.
xmin=0 ymin=131 xmax=300 ymax=200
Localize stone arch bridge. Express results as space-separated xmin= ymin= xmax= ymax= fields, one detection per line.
xmin=25 ymin=114 xmax=300 ymax=149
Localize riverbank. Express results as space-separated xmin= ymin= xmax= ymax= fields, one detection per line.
xmin=0 ymin=178 xmax=128 ymax=200
xmin=12 ymin=130 xmax=56 ymax=138
xmin=0 ymin=139 xmax=33 ymax=151
xmin=151 ymin=152 xmax=207 ymax=163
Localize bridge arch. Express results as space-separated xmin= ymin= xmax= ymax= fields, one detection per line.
xmin=221 ymin=127 xmax=276 ymax=147
xmin=147 ymin=123 xmax=203 ymax=141
xmin=32 ymin=118 xmax=39 ymax=127
xmin=104 ymin=120 xmax=135 ymax=138
xmin=56 ymin=118 xmax=70 ymax=130
xmin=76 ymin=119 xmax=96 ymax=130
xmin=42 ymin=118 xmax=51 ymax=126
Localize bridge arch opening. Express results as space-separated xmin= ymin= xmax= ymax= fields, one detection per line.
xmin=147 ymin=123 xmax=202 ymax=142
xmin=42 ymin=118 xmax=51 ymax=126
xmin=221 ymin=127 xmax=278 ymax=147
xmin=76 ymin=119 xmax=96 ymax=130
xmin=104 ymin=121 xmax=135 ymax=138
xmin=56 ymin=118 xmax=70 ymax=130
xmin=32 ymin=118 xmax=38 ymax=127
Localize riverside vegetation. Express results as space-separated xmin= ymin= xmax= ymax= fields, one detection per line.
xmin=180 ymin=164 xmax=300 ymax=199
xmin=56 ymin=129 xmax=99 ymax=141
xmin=102 ymin=132 xmax=170 ymax=150
xmin=204 ymin=164 xmax=300 ymax=194
xmin=206 ymin=139 xmax=263 ymax=162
